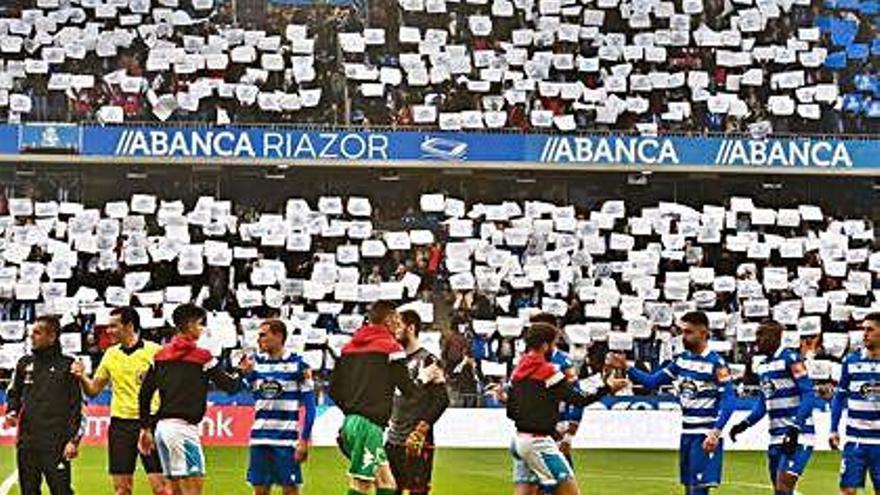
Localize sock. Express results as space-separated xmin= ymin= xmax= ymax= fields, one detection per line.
xmin=376 ymin=489 xmax=397 ymax=495
xmin=347 ymin=489 xmax=366 ymax=495
xmin=689 ymin=489 xmax=709 ymax=495
xmin=775 ymin=491 xmax=793 ymax=495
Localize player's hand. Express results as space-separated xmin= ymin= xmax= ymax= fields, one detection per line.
xmin=782 ymin=427 xmax=799 ymax=455
xmin=729 ymin=421 xmax=749 ymax=443
xmin=829 ymin=432 xmax=841 ymax=451
xmin=605 ymin=377 xmax=630 ymax=394
xmin=294 ymin=441 xmax=309 ymax=463
xmin=418 ymin=363 xmax=443 ymax=385
xmin=63 ymin=441 xmax=79 ymax=460
xmin=406 ymin=421 xmax=430 ymax=457
xmin=70 ymin=360 xmax=85 ymax=379
xmin=138 ymin=429 xmax=155 ymax=456
xmin=2 ymin=413 xmax=18 ymax=429
xmin=237 ymin=354 xmax=255 ymax=375
xmin=702 ymin=430 xmax=721 ymax=454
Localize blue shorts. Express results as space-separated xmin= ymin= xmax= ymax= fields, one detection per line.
xmin=680 ymin=434 xmax=723 ymax=489
xmin=247 ymin=445 xmax=303 ymax=487
xmin=768 ymin=443 xmax=812 ymax=482
xmin=841 ymin=442 xmax=880 ymax=489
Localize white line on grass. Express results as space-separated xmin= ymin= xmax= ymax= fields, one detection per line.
xmin=0 ymin=470 xmax=17 ymax=495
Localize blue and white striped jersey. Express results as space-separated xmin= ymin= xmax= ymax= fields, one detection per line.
xmin=664 ymin=350 xmax=732 ymax=435
xmin=753 ymin=348 xmax=815 ymax=445
xmin=832 ymin=351 xmax=880 ymax=445
xmin=628 ymin=348 xmax=734 ymax=436
xmin=245 ymin=351 xmax=317 ymax=448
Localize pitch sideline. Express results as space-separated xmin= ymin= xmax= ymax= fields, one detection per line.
xmin=0 ymin=470 xmax=16 ymax=495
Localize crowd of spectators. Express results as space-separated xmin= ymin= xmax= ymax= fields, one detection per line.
xmin=0 ymin=0 xmax=875 ymax=133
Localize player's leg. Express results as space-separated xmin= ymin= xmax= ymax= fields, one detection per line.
xmin=248 ymin=444 xmax=273 ymax=495
xmin=16 ymin=446 xmax=44 ymax=495
xmin=108 ymin=418 xmax=140 ymax=495
xmin=175 ymin=476 xmax=204 ymax=495
xmin=683 ymin=434 xmax=721 ymax=495
xmin=839 ymin=442 xmax=868 ymax=495
xmin=516 ymin=436 xmax=578 ymax=495
xmin=140 ymin=425 xmax=171 ymax=495
xmin=774 ymin=444 xmax=812 ymax=495
xmin=409 ymin=444 xmax=436 ymax=495
xmin=865 ymin=444 xmax=880 ymax=495
xmin=384 ymin=442 xmax=408 ymax=495
xmin=341 ymin=415 xmax=384 ymax=495
xmin=40 ymin=447 xmax=73 ymax=495
xmin=511 ymin=436 xmax=542 ymax=495
xmin=272 ymin=445 xmax=303 ymax=495
xmin=767 ymin=445 xmax=782 ymax=488
xmin=375 ymin=462 xmax=399 ymax=494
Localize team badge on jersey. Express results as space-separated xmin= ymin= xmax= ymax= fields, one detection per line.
xmin=860 ymin=382 xmax=880 ymax=401
xmin=257 ymin=379 xmax=284 ymax=399
xmin=679 ymin=379 xmax=698 ymax=399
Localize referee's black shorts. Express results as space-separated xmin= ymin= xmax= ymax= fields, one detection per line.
xmin=386 ymin=442 xmax=435 ymax=493
xmin=108 ymin=418 xmax=163 ymax=475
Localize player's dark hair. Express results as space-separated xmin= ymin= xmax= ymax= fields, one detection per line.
xmin=369 ymin=300 xmax=397 ymax=325
xmin=172 ymin=304 xmax=207 ymax=332
xmin=34 ymin=315 xmax=61 ymax=338
xmin=261 ymin=319 xmax=288 ymax=343
xmin=400 ymin=310 xmax=421 ymax=337
xmin=680 ymin=311 xmax=709 ymax=329
xmin=757 ymin=319 xmax=784 ymax=336
xmin=524 ymin=322 xmax=558 ymax=350
xmin=529 ymin=312 xmax=558 ymax=327
xmin=110 ymin=306 xmax=141 ymax=333
xmin=864 ymin=312 xmax=880 ymax=326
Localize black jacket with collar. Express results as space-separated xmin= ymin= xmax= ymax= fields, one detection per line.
xmin=6 ymin=342 xmax=83 ymax=451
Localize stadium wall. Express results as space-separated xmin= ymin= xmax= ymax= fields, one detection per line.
xmin=0 ymin=405 xmax=836 ymax=452
xmin=2 ymin=123 xmax=880 ymax=174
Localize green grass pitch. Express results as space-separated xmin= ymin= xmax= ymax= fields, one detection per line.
xmin=0 ymin=446 xmax=848 ymax=494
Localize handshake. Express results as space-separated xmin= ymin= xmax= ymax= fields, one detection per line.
xmin=603 ymin=352 xmax=632 ymax=394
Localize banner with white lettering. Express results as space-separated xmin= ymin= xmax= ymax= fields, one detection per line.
xmin=0 ymin=123 xmax=875 ymax=170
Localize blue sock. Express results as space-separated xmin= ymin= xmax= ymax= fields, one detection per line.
xmin=689 ymin=489 xmax=710 ymax=495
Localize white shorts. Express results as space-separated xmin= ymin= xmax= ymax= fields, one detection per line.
xmin=155 ymin=419 xmax=205 ymax=479
xmin=510 ymin=433 xmax=574 ymax=487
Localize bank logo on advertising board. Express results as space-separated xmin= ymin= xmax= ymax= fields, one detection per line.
xmin=713 ymin=139 xmax=853 ymax=168
xmin=539 ymin=136 xmax=680 ymax=164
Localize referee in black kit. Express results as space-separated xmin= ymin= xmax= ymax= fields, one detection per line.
xmin=3 ymin=315 xmax=83 ymax=495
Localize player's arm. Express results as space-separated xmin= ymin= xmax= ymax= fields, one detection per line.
xmin=712 ymin=364 xmax=736 ymax=431
xmin=76 ymin=359 xmax=110 ymax=398
xmin=5 ymin=357 xmax=27 ymax=418
xmin=791 ymin=358 xmax=816 ymax=429
xmin=830 ymin=359 xmax=851 ymax=440
xmin=138 ymin=364 xmax=158 ymax=428
xmin=391 ymin=357 xmax=431 ymax=398
xmin=421 ymin=380 xmax=451 ymax=426
xmin=552 ymin=375 xmax=614 ymax=408
xmin=299 ymin=369 xmax=317 ymax=443
xmin=627 ymin=361 xmax=676 ymax=391
xmin=65 ymin=369 xmax=84 ymax=446
xmin=730 ymin=392 xmax=766 ymax=441
xmin=205 ymin=358 xmax=243 ymax=394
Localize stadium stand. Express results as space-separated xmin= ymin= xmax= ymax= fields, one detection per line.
xmin=0 ymin=191 xmax=873 ymax=407
xmin=0 ymin=0 xmax=874 ymax=132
